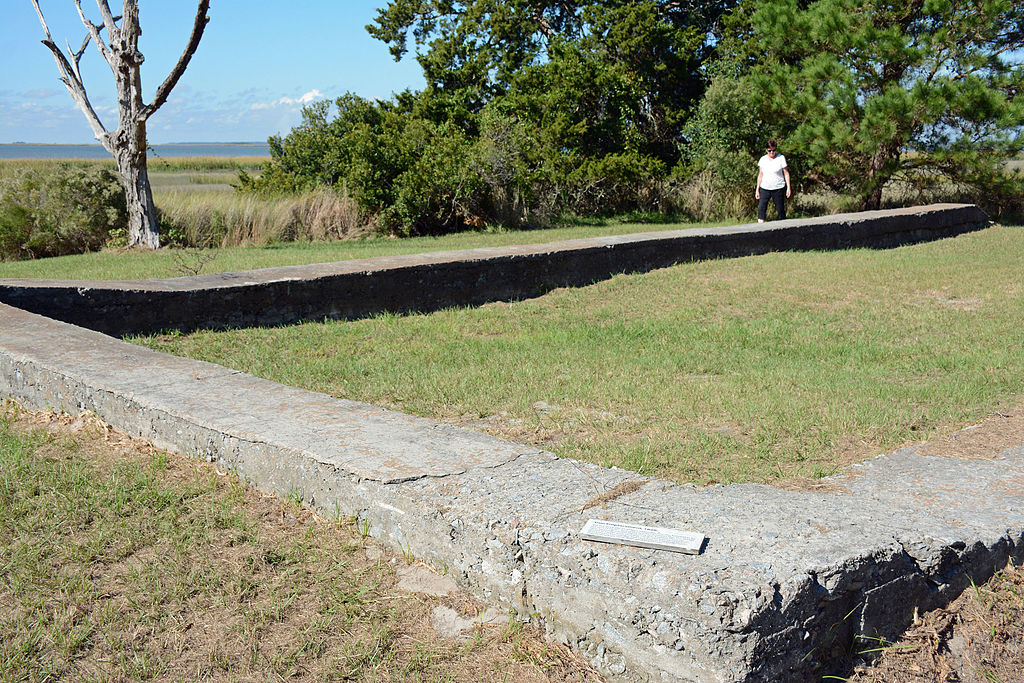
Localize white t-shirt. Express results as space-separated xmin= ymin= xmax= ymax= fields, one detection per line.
xmin=758 ymin=154 xmax=788 ymax=190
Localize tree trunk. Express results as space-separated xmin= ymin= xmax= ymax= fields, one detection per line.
xmin=114 ymin=133 xmax=160 ymax=249
xmin=862 ymin=181 xmax=884 ymax=212
xmin=861 ymin=146 xmax=894 ymax=211
xmin=111 ymin=4 xmax=160 ymax=249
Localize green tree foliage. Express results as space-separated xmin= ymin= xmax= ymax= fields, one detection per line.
xmin=742 ymin=0 xmax=1024 ymax=211
xmin=369 ymin=0 xmax=732 ymax=151
xmin=367 ymin=0 xmax=584 ymax=123
xmin=483 ymin=40 xmax=666 ymax=219
xmin=250 ymin=0 xmax=1022 ymax=232
xmin=0 ymin=164 xmax=127 ymax=260
xmin=242 ymin=1 xmax=736 ymax=235
xmin=244 ymin=94 xmax=482 ymax=235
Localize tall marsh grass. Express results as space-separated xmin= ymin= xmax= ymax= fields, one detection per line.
xmin=2 ymin=158 xmax=371 ymax=253
xmin=0 ymin=156 xmax=264 ymax=175
xmin=146 ymin=155 xmax=268 ymax=171
xmin=156 ymin=187 xmax=367 ymax=247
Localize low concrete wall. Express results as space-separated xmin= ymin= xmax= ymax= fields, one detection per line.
xmin=2 ymin=303 xmax=1022 ymax=682
xmin=0 ymin=204 xmax=989 ymax=336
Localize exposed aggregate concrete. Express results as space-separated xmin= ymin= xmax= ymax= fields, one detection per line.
xmin=2 ymin=206 xmax=1021 ymax=681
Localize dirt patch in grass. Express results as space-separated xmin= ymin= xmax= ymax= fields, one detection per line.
xmin=772 ymin=406 xmax=1024 ymax=493
xmin=918 ymin=406 xmax=1024 ymax=460
xmin=0 ymin=406 xmax=599 ymax=682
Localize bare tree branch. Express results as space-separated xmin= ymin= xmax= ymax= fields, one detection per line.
xmin=93 ymin=0 xmax=121 ymax=47
xmin=29 ymin=0 xmax=109 ymax=144
xmin=145 ymin=0 xmax=211 ymax=119
xmin=29 ymin=0 xmax=54 ymax=43
xmin=40 ymin=38 xmax=111 ymax=145
xmin=73 ymin=0 xmax=113 ymax=66
xmin=67 ymin=34 xmax=90 ymax=85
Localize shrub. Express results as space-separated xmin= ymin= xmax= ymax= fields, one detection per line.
xmin=375 ymin=120 xmax=485 ymax=236
xmin=564 ymin=151 xmax=667 ymax=217
xmin=469 ymin=108 xmax=549 ymax=228
xmin=0 ymin=164 xmax=126 ymax=260
xmin=241 ymin=95 xmax=487 ymax=237
xmin=239 ymin=95 xmax=386 ymax=198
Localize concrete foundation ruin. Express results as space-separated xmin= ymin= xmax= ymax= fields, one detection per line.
xmin=3 ymin=204 xmax=1021 ymax=682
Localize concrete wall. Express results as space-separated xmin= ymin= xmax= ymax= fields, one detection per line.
xmin=0 ymin=204 xmax=989 ymax=336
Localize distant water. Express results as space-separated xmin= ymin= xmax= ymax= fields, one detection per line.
xmin=0 ymin=142 xmax=270 ymax=160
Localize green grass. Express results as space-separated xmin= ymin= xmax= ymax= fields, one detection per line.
xmin=150 ymin=169 xmax=245 ymax=193
xmin=0 ymin=218 xmax=740 ymax=281
xmin=0 ymin=410 xmax=589 ymax=681
xmin=132 ymin=225 xmax=1024 ymax=485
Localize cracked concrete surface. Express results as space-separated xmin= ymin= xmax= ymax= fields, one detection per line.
xmin=2 ymin=206 xmax=1022 ymax=681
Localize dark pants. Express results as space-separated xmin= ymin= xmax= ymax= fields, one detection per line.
xmin=758 ymin=186 xmax=786 ymax=220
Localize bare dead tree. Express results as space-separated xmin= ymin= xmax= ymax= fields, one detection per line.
xmin=30 ymin=0 xmax=211 ymax=249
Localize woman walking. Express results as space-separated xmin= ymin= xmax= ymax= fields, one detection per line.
xmin=755 ymin=140 xmax=791 ymax=222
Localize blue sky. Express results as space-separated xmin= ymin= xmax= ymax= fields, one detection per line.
xmin=1 ymin=1 xmax=426 ymax=144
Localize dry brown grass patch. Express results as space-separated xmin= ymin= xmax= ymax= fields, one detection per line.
xmin=1 ymin=405 xmax=600 ymax=682
xmin=847 ymin=562 xmax=1024 ymax=683
xmin=916 ymin=406 xmax=1024 ymax=461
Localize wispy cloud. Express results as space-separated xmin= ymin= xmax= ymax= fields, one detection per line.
xmin=250 ymin=89 xmax=325 ymax=110
xmin=0 ymin=98 xmax=99 ymax=141
xmin=1 ymin=84 xmax=330 ymax=143
xmin=22 ymin=88 xmax=61 ymax=98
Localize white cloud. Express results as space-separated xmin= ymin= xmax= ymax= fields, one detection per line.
xmin=23 ymin=88 xmax=61 ymax=98
xmin=250 ymin=89 xmax=325 ymax=110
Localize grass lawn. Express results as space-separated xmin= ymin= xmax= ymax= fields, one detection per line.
xmin=0 ymin=408 xmax=593 ymax=681
xmin=130 ymin=223 xmax=1024 ymax=485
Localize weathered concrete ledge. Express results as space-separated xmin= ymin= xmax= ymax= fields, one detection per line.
xmin=2 ymin=302 xmax=1022 ymax=682
xmin=0 ymin=203 xmax=989 ymax=336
